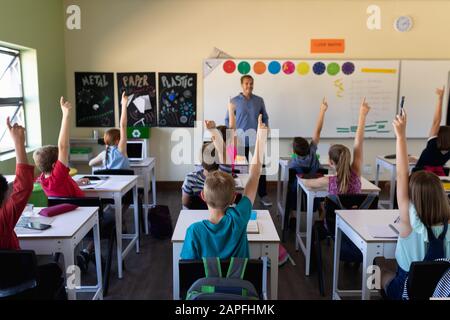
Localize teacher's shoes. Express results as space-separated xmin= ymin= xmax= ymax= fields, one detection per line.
xmin=259 ymin=195 xmax=273 ymax=207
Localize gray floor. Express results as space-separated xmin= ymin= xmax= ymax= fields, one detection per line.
xmin=75 ymin=181 xmax=390 ymax=300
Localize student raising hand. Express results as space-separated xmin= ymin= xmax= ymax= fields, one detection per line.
xmin=436 ymin=85 xmax=445 ymax=100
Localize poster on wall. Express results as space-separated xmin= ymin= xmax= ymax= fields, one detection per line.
xmin=75 ymin=72 xmax=115 ymax=127
xmin=158 ymin=72 xmax=197 ymax=127
xmin=117 ymin=72 xmax=157 ymax=127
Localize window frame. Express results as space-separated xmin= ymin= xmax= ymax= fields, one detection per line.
xmin=0 ymin=46 xmax=25 ymax=155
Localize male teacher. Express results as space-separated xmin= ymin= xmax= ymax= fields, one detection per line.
xmin=225 ymin=75 xmax=272 ymax=207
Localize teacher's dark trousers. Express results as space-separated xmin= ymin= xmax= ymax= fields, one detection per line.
xmin=245 ymin=146 xmax=267 ymax=198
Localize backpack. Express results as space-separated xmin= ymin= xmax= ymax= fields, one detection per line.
xmin=186 ymin=257 xmax=259 ymax=300
xmin=148 ymin=205 xmax=173 ymax=239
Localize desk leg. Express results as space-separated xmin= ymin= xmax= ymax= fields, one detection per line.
xmin=133 ymin=186 xmax=140 ymax=253
xmin=173 ymin=243 xmax=182 ymax=300
xmin=375 ymin=160 xmax=380 ymax=187
xmin=62 ymin=243 xmax=77 ymax=300
xmin=267 ymin=244 xmax=279 ymax=299
xmin=114 ymin=193 xmax=124 ymax=279
xmin=93 ymin=219 xmax=104 ymax=300
xmin=332 ymin=224 xmax=342 ymax=300
xmin=143 ymin=170 xmax=150 ymax=235
xmin=150 ymin=165 xmax=157 ymax=233
xmin=277 ymin=163 xmax=281 ymax=217
xmin=389 ymin=167 xmax=396 ymax=209
xmin=295 ymin=182 xmax=302 ymax=251
xmin=305 ymin=193 xmax=314 ymax=276
xmin=361 ymin=244 xmax=379 ymax=300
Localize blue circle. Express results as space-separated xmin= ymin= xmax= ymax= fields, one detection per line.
xmin=268 ymin=61 xmax=281 ymax=74
xmin=313 ymin=62 xmax=326 ymax=75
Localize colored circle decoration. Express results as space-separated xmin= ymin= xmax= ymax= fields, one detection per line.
xmin=282 ymin=61 xmax=295 ymax=74
xmin=342 ymin=62 xmax=355 ymax=75
xmin=253 ymin=61 xmax=266 ymax=75
xmin=238 ymin=61 xmax=251 ymax=74
xmin=297 ymin=62 xmax=310 ymax=75
xmin=327 ymin=62 xmax=340 ymax=76
xmin=223 ymin=60 xmax=236 ymax=74
xmin=268 ymin=61 xmax=281 ymax=74
xmin=312 ymin=62 xmax=326 ymax=75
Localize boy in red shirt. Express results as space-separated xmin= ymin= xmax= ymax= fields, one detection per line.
xmin=0 ymin=118 xmax=65 ymax=299
xmin=0 ymin=118 xmax=34 ymax=250
xmin=33 ymin=97 xmax=87 ymax=197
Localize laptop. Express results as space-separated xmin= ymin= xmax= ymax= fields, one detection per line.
xmin=127 ymin=140 xmax=145 ymax=162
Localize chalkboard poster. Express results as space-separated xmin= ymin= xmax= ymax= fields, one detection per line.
xmin=75 ymin=72 xmax=115 ymax=127
xmin=158 ymin=73 xmax=197 ymax=127
xmin=117 ymin=72 xmax=157 ymax=127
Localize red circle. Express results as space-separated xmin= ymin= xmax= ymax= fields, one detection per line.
xmin=223 ymin=60 xmax=236 ymax=74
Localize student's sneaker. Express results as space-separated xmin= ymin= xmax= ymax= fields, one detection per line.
xmin=259 ymin=195 xmax=273 ymax=207
xmin=267 ymin=244 xmax=290 ymax=268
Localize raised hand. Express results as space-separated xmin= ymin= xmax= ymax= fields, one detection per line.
xmin=60 ymin=96 xmax=72 ymax=113
xmin=204 ymin=120 xmax=216 ymax=130
xmin=360 ymin=97 xmax=370 ymax=117
xmin=6 ymin=117 xmax=25 ymax=146
xmin=320 ymin=97 xmax=328 ymax=113
xmin=436 ymin=86 xmax=445 ymax=100
xmin=393 ymin=109 xmax=407 ymax=138
xmin=121 ymin=91 xmax=129 ymax=107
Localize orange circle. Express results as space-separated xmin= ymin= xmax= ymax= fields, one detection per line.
xmin=253 ymin=61 xmax=266 ymax=75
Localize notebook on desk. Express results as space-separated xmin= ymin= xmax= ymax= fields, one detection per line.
xmin=247 ymin=211 xmax=259 ymax=234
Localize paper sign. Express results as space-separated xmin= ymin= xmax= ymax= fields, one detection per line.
xmin=311 ymin=39 xmax=345 ymax=53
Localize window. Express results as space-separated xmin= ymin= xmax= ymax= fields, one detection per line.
xmin=0 ymin=46 xmax=24 ymax=154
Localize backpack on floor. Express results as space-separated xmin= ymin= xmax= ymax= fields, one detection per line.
xmin=186 ymin=257 xmax=259 ymax=300
xmin=148 ymin=205 xmax=173 ymax=239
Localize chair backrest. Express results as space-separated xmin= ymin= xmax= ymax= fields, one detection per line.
xmin=179 ymin=258 xmax=266 ymax=300
xmin=324 ymin=194 xmax=379 ymax=236
xmin=186 ymin=193 xmax=243 ymax=210
xmin=93 ymin=169 xmax=135 ymax=176
xmin=285 ymin=167 xmax=328 ymax=213
xmin=407 ymin=260 xmax=450 ymax=300
xmin=0 ymin=250 xmax=38 ymax=298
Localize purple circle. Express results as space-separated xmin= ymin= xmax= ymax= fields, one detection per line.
xmin=342 ymin=62 xmax=355 ymax=75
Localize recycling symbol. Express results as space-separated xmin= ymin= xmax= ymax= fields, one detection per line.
xmin=132 ymin=129 xmax=141 ymax=138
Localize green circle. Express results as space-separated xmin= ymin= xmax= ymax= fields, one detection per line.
xmin=327 ymin=63 xmax=340 ymax=76
xmin=238 ymin=61 xmax=251 ymax=74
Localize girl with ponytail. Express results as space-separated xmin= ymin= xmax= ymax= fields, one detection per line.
xmin=302 ymin=97 xmax=370 ymax=194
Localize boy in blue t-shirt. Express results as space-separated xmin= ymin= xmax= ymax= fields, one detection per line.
xmin=181 ymin=115 xmax=268 ymax=259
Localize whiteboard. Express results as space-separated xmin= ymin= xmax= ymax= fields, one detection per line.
xmin=399 ymin=60 xmax=450 ymax=138
xmin=203 ymin=59 xmax=400 ymax=138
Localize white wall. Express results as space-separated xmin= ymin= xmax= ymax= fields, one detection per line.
xmin=63 ymin=0 xmax=450 ymax=181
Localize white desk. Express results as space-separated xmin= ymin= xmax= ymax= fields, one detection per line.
xmin=129 ymin=158 xmax=156 ymax=234
xmin=276 ymin=157 xmax=330 ymax=239
xmin=16 ymin=207 xmax=103 ymax=300
xmin=296 ymin=176 xmax=381 ymax=276
xmin=374 ymin=156 xmax=417 ymax=209
xmin=333 ymin=209 xmax=398 ymax=300
xmin=73 ymin=174 xmax=140 ymax=279
xmin=171 ymin=210 xmax=280 ymax=300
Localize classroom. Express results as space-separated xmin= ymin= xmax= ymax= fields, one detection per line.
xmin=0 ymin=0 xmax=449 ymax=304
